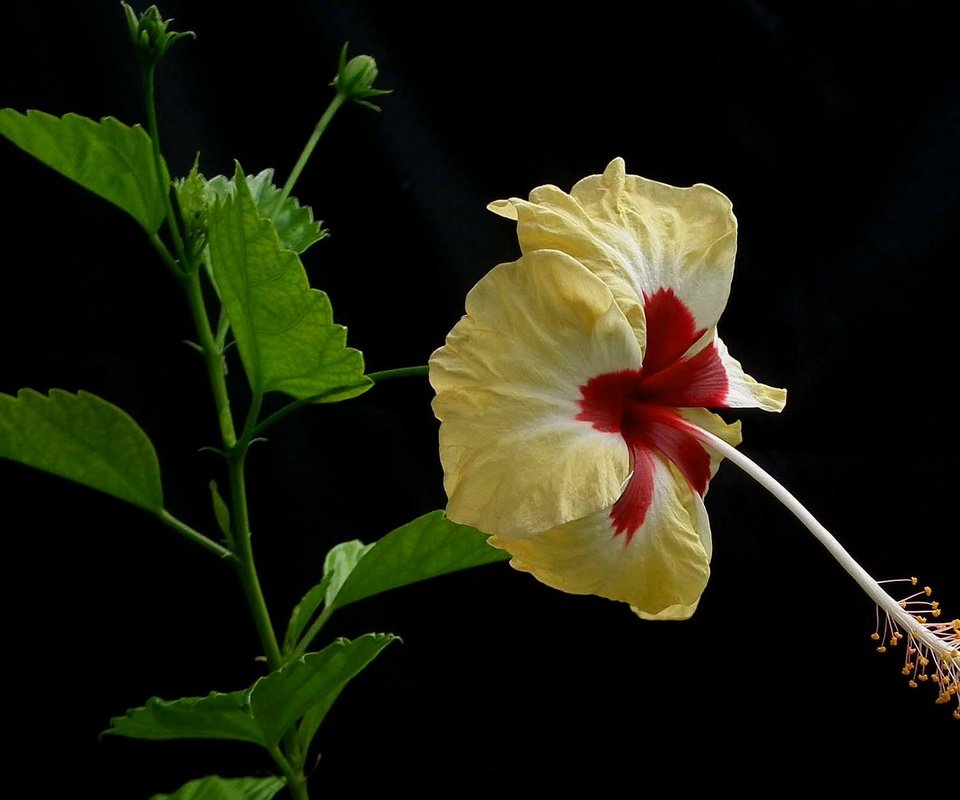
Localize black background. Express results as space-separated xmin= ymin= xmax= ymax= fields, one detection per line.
xmin=2 ymin=1 xmax=957 ymax=795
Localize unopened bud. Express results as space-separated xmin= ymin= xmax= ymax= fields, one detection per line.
xmin=332 ymin=44 xmax=391 ymax=110
xmin=122 ymin=3 xmax=194 ymax=68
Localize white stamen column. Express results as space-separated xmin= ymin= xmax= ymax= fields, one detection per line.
xmin=690 ymin=426 xmax=957 ymax=667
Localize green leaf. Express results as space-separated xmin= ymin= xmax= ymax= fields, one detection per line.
xmin=282 ymin=541 xmax=370 ymax=654
xmin=254 ymin=633 xmax=396 ymax=747
xmin=0 ymin=389 xmax=163 ymax=512
xmin=151 ymin=776 xmax=285 ymax=800
xmin=206 ymin=164 xmax=370 ymax=402
xmin=0 ymin=109 xmax=168 ymax=232
xmin=331 ymin=511 xmax=508 ymax=611
xmin=107 ymin=690 xmax=263 ymax=743
xmin=204 ymin=169 xmax=327 ymax=254
xmin=247 ymin=169 xmax=327 ymax=252
xmin=108 ymin=634 xmax=396 ymax=748
xmin=287 ymin=514 xmax=507 ymax=655
xmin=321 ymin=540 xmax=373 ymax=607
xmin=292 ymin=633 xmax=397 ymax=753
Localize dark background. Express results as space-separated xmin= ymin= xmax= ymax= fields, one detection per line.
xmin=2 ymin=1 xmax=957 ymax=795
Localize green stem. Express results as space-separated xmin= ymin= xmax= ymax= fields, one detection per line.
xmin=368 ymin=365 xmax=429 ymax=383
xmin=269 ymin=745 xmax=308 ymax=800
xmin=141 ymin=50 xmax=301 ymax=795
xmin=157 ymin=510 xmax=236 ymax=562
xmin=184 ymin=268 xmax=282 ymax=670
xmin=278 ymin=92 xmax=348 ymax=205
xmin=184 ymin=272 xmax=237 ymax=448
xmin=228 ymin=444 xmax=283 ymax=668
xmin=143 ymin=66 xmax=188 ymax=268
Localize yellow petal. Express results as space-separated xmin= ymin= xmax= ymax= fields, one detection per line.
xmin=492 ymin=456 xmax=711 ymax=619
xmin=713 ymin=334 xmax=787 ymax=411
xmin=489 ymin=157 xmax=737 ymax=349
xmin=430 ymin=250 xmax=643 ymax=540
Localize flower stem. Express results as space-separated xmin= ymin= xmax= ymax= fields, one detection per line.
xmin=278 ymin=92 xmax=347 ymax=206
xmin=143 ymin=66 xmax=187 ymax=269
xmin=691 ymin=427 xmax=954 ymax=661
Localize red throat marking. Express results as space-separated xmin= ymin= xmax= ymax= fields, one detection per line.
xmin=577 ymin=289 xmax=729 ymax=541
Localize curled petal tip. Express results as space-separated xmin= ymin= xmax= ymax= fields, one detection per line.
xmin=487 ymin=198 xmax=519 ymax=220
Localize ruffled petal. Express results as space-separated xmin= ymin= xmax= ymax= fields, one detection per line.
xmin=713 ymin=334 xmax=787 ymax=412
xmin=490 ymin=455 xmax=711 ymax=619
xmin=489 ymin=157 xmax=737 ymax=341
xmin=430 ymin=250 xmax=644 ymax=540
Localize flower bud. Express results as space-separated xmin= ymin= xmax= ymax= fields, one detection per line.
xmin=332 ymin=44 xmax=391 ymax=109
xmin=122 ymin=3 xmax=194 ymax=68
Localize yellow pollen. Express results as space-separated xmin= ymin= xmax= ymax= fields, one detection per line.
xmin=873 ymin=578 xmax=958 ymax=719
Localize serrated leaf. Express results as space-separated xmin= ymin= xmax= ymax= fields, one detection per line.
xmin=203 ymin=169 xmax=326 ymax=253
xmin=293 ymin=634 xmax=396 ymax=753
xmin=0 ymin=389 xmax=163 ymax=512
xmin=330 ymin=511 xmax=508 ymax=611
xmin=108 ymin=634 xmax=396 ymax=748
xmin=151 ymin=775 xmax=285 ymax=800
xmin=107 ymin=690 xmax=263 ymax=743
xmin=206 ymin=164 xmax=370 ymax=402
xmin=254 ymin=633 xmax=396 ymax=747
xmin=248 ymin=169 xmax=327 ymax=253
xmin=0 ymin=109 xmax=168 ymax=232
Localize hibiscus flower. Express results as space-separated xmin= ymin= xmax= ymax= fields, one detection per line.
xmin=429 ymin=158 xmax=785 ymax=619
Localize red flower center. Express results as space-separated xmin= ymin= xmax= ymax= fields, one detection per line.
xmin=577 ymin=289 xmax=729 ymax=541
